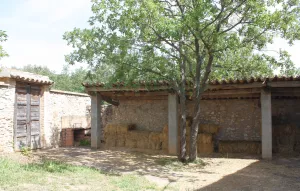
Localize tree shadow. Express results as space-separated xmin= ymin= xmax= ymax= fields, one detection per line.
xmin=33 ymin=148 xmax=300 ymax=190
xmin=34 ymin=147 xmax=207 ymax=181
xmin=196 ymin=157 xmax=300 ymax=191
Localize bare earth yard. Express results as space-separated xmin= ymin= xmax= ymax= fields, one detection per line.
xmin=1 ymin=147 xmax=300 ymax=191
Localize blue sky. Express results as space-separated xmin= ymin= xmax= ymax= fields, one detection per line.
xmin=0 ymin=0 xmax=299 ymax=73
xmin=0 ymin=0 xmax=92 ymax=72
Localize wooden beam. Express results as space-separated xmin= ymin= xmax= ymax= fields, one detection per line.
xmin=202 ymin=88 xmax=261 ymax=96
xmin=100 ymin=91 xmax=169 ymax=97
xmin=85 ymin=86 xmax=171 ymax=92
xmin=207 ymin=82 xmax=264 ymax=90
xmin=117 ymin=95 xmax=167 ymax=100
xmin=101 ymin=95 xmax=119 ymax=106
xmin=269 ymin=81 xmax=300 ymax=88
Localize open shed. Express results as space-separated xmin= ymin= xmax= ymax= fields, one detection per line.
xmin=84 ymin=76 xmax=300 ymax=159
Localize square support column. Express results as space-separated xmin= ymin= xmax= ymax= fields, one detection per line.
xmin=261 ymin=88 xmax=272 ymax=159
xmin=168 ymin=93 xmax=178 ymax=155
xmin=91 ymin=92 xmax=102 ymax=149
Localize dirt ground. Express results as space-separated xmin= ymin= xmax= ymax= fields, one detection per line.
xmin=27 ymin=147 xmax=300 ymax=191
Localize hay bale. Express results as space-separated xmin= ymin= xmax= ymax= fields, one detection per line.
xmin=136 ymin=131 xmax=150 ymax=149
xmin=126 ymin=131 xmax=149 ymax=140
xmin=219 ymin=141 xmax=261 ymax=154
xmin=197 ymin=133 xmax=212 ymax=144
xmin=199 ymin=124 xmax=219 ymax=134
xmin=116 ymin=134 xmax=126 ymax=147
xmin=125 ymin=139 xmax=137 ymax=148
xmin=162 ymin=141 xmax=168 ymax=150
xmin=137 ymin=139 xmax=149 ymax=149
xmin=197 ymin=143 xmax=213 ymax=154
xmin=104 ymin=124 xmax=118 ymax=134
xmin=163 ymin=125 xmax=168 ymax=135
xmin=186 ymin=116 xmax=193 ymax=127
xmin=116 ymin=124 xmax=136 ymax=133
xmin=105 ymin=137 xmax=116 ymax=147
xmin=105 ymin=123 xmax=136 ymax=134
xmin=125 ymin=131 xmax=150 ymax=149
xmin=149 ymin=132 xmax=162 ymax=150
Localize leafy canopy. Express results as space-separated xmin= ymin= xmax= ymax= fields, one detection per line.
xmin=64 ymin=0 xmax=300 ymax=86
xmin=20 ymin=65 xmax=88 ymax=93
xmin=0 ymin=30 xmax=8 ymax=61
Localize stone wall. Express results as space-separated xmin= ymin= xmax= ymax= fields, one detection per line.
xmin=272 ymin=98 xmax=300 ymax=153
xmin=272 ymin=98 xmax=300 ymax=126
xmin=108 ymin=98 xmax=261 ymax=141
xmin=187 ymin=99 xmax=262 ymax=141
xmin=43 ymin=90 xmax=91 ymax=147
xmin=109 ymin=100 xmax=168 ymax=132
xmin=0 ymin=80 xmax=16 ymax=152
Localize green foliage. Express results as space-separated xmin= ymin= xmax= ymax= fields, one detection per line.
xmin=24 ymin=160 xmax=90 ymax=173
xmin=20 ymin=65 xmax=88 ymax=93
xmin=64 ymin=0 xmax=300 ymax=84
xmin=156 ymin=157 xmax=206 ymax=170
xmin=0 ymin=30 xmax=8 ymax=61
xmin=20 ymin=146 xmax=31 ymax=156
xmin=79 ymin=139 xmax=91 ymax=146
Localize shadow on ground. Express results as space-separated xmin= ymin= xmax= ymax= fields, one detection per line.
xmin=34 ymin=147 xmax=300 ymax=191
xmin=197 ymin=157 xmax=300 ymax=191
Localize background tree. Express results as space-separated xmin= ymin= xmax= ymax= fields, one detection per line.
xmin=0 ymin=30 xmax=8 ymax=62
xmin=20 ymin=65 xmax=88 ymax=93
xmin=64 ymin=0 xmax=300 ymax=161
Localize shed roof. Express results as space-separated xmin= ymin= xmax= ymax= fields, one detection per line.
xmin=0 ymin=68 xmax=53 ymax=85
xmin=83 ymin=76 xmax=300 ymax=92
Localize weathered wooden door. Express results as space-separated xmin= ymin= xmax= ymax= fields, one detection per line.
xmin=14 ymin=83 xmax=41 ymax=150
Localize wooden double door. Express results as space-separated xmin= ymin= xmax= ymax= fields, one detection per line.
xmin=14 ymin=83 xmax=41 ymax=150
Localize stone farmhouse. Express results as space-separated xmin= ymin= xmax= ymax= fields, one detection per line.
xmin=0 ymin=68 xmax=90 ymax=152
xmin=1 ymin=68 xmax=300 ymax=159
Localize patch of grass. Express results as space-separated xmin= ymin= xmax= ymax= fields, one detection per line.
xmin=110 ymin=174 xmax=158 ymax=191
xmin=0 ymin=157 xmax=159 ymax=191
xmin=20 ymin=146 xmax=31 ymax=156
xmin=191 ymin=158 xmax=206 ymax=166
xmin=156 ymin=157 xmax=206 ymax=171
xmin=79 ymin=139 xmax=91 ymax=146
xmin=24 ymin=160 xmax=91 ymax=173
xmin=156 ymin=158 xmax=186 ymax=170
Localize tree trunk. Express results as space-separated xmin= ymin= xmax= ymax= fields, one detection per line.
xmin=189 ymin=99 xmax=201 ymax=161
xmin=178 ymin=51 xmax=187 ymax=162
xmin=178 ymin=85 xmax=187 ymax=162
xmin=189 ymin=54 xmax=214 ymax=161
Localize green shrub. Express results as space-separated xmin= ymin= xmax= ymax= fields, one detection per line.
xmin=79 ymin=139 xmax=91 ymax=146
xmin=20 ymin=146 xmax=31 ymax=156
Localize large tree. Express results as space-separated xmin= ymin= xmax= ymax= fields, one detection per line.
xmin=64 ymin=0 xmax=300 ymax=161
xmin=0 ymin=30 xmax=8 ymax=61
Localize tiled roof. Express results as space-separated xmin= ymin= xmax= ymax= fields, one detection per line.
xmin=83 ymin=76 xmax=300 ymax=89
xmin=0 ymin=68 xmax=53 ymax=85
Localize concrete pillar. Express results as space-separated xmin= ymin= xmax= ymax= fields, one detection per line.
xmin=41 ymin=85 xmax=50 ymax=148
xmin=91 ymin=92 xmax=102 ymax=149
xmin=168 ymin=93 xmax=178 ymax=155
xmin=261 ymin=88 xmax=272 ymax=159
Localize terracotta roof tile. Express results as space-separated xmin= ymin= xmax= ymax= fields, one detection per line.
xmin=0 ymin=68 xmax=53 ymax=85
xmin=83 ymin=76 xmax=300 ymax=90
